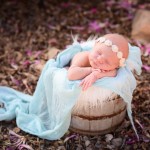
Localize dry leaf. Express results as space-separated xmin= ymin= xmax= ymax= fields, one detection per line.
xmin=13 ymin=127 xmax=21 ymax=133
xmin=47 ymin=47 xmax=60 ymax=59
xmin=30 ymin=60 xmax=46 ymax=72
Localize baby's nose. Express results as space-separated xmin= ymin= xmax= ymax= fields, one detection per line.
xmin=97 ymin=56 xmax=104 ymax=63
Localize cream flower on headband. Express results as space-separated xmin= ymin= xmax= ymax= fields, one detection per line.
xmin=104 ymin=40 xmax=112 ymax=46
xmin=96 ymin=37 xmax=126 ymax=67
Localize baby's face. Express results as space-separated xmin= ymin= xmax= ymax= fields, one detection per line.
xmin=89 ymin=43 xmax=119 ymax=70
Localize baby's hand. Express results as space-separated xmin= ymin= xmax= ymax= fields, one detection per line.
xmin=92 ymin=68 xmax=106 ymax=73
xmin=79 ymin=72 xmax=97 ymax=91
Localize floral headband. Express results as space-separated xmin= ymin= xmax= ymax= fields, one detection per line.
xmin=96 ymin=37 xmax=126 ymax=67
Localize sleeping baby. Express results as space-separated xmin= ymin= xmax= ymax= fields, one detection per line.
xmin=67 ymin=33 xmax=129 ymax=91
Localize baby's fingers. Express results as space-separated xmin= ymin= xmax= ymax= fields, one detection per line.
xmin=79 ymin=79 xmax=85 ymax=86
xmin=82 ymin=83 xmax=88 ymax=91
xmin=80 ymin=80 xmax=87 ymax=90
xmin=82 ymin=81 xmax=92 ymax=91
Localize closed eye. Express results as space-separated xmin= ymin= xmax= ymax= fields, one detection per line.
xmin=97 ymin=49 xmax=102 ymax=54
xmin=96 ymin=50 xmax=101 ymax=55
xmin=105 ymin=59 xmax=110 ymax=65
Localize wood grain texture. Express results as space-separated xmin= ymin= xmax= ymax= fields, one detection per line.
xmin=70 ymin=86 xmax=126 ymax=135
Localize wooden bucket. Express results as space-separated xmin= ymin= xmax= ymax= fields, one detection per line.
xmin=70 ymin=86 xmax=126 ymax=135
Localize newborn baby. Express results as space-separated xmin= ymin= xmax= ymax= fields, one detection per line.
xmin=67 ymin=33 xmax=129 ymax=91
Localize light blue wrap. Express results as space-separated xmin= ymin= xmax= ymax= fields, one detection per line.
xmin=0 ymin=40 xmax=142 ymax=140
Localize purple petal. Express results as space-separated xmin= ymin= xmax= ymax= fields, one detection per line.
xmin=142 ymin=65 xmax=150 ymax=72
xmin=10 ymin=76 xmax=20 ymax=86
xmin=118 ymin=0 xmax=132 ymax=9
xmin=26 ymin=49 xmax=32 ymax=56
xmin=89 ymin=21 xmax=101 ymax=32
xmin=145 ymin=44 xmax=150 ymax=55
xmin=9 ymin=130 xmax=21 ymax=138
xmin=105 ymin=0 xmax=116 ymax=7
xmin=34 ymin=60 xmax=41 ymax=64
xmin=142 ymin=136 xmax=150 ymax=143
xmin=134 ymin=40 xmax=145 ymax=51
xmin=67 ymin=26 xmax=85 ymax=31
xmin=22 ymin=60 xmax=31 ymax=66
xmin=8 ymin=131 xmax=33 ymax=150
xmin=90 ymin=8 xmax=98 ymax=14
xmin=48 ymin=25 xmax=57 ymax=30
xmin=18 ymin=144 xmax=34 ymax=150
xmin=126 ymin=138 xmax=137 ymax=145
xmin=10 ymin=62 xmax=18 ymax=70
xmin=64 ymin=134 xmax=77 ymax=143
xmin=15 ymin=140 xmax=23 ymax=147
xmin=135 ymin=119 xmax=144 ymax=129
xmin=61 ymin=2 xmax=70 ymax=8
xmin=34 ymin=51 xmax=42 ymax=58
xmin=127 ymin=13 xmax=134 ymax=20
xmin=6 ymin=146 xmax=15 ymax=150
xmin=138 ymin=4 xmax=147 ymax=9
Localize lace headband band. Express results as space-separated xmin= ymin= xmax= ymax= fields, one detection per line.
xmin=96 ymin=37 xmax=126 ymax=67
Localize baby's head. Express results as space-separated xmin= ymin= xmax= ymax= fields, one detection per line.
xmin=89 ymin=33 xmax=129 ymax=70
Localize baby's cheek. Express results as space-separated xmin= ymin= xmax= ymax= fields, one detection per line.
xmin=101 ymin=64 xmax=109 ymax=69
xmin=88 ymin=53 xmax=93 ymax=60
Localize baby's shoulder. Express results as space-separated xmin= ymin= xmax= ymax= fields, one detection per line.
xmin=74 ymin=51 xmax=89 ymax=58
xmin=71 ymin=51 xmax=90 ymax=66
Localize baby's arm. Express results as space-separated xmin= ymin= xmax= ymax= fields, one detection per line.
xmin=80 ymin=69 xmax=117 ymax=91
xmin=68 ymin=66 xmax=92 ymax=80
xmin=67 ymin=52 xmax=92 ymax=80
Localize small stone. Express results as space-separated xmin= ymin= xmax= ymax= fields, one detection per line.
xmin=0 ymin=135 xmax=3 ymax=141
xmin=83 ymin=136 xmax=89 ymax=141
xmin=86 ymin=147 xmax=93 ymax=150
xmin=95 ymin=140 xmax=101 ymax=148
xmin=76 ymin=144 xmax=82 ymax=150
xmin=112 ymin=138 xmax=123 ymax=147
xmin=53 ymin=141 xmax=59 ymax=147
xmin=57 ymin=140 xmax=64 ymax=145
xmin=76 ymin=147 xmax=82 ymax=150
xmin=74 ymin=135 xmax=79 ymax=141
xmin=40 ymin=144 xmax=45 ymax=150
xmin=49 ymin=146 xmax=55 ymax=150
xmin=85 ymin=140 xmax=91 ymax=147
xmin=105 ymin=134 xmax=113 ymax=143
xmin=107 ymin=144 xmax=115 ymax=149
xmin=57 ymin=146 xmax=66 ymax=150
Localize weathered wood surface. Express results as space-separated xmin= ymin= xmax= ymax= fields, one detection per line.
xmin=70 ymin=86 xmax=126 ymax=135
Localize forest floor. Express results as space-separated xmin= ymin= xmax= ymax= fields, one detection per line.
xmin=0 ymin=0 xmax=150 ymax=150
